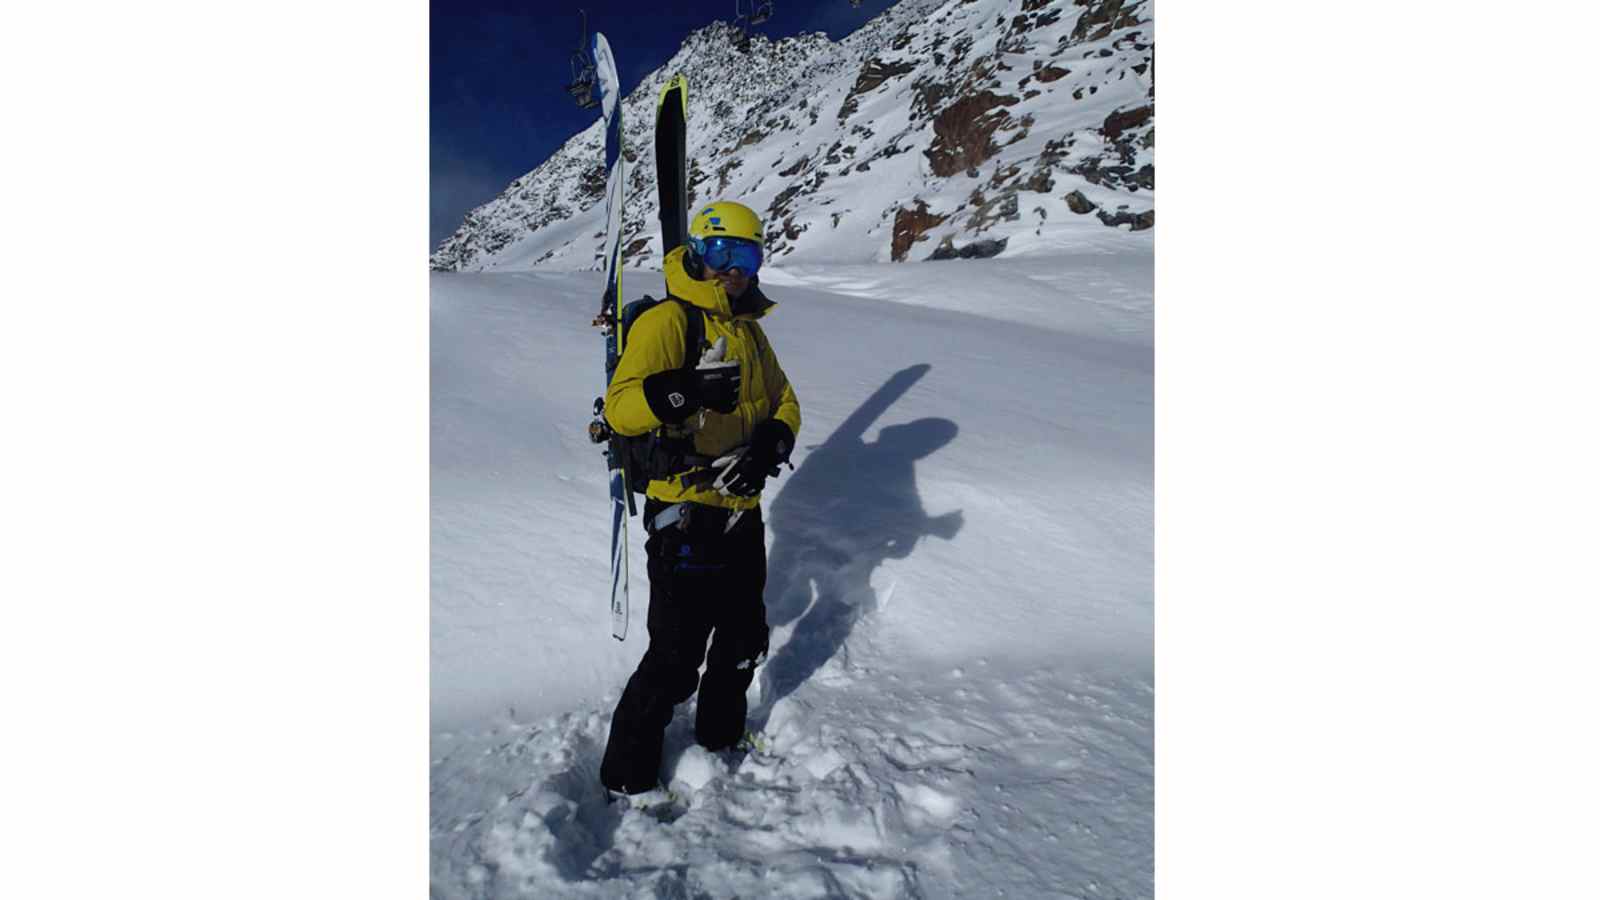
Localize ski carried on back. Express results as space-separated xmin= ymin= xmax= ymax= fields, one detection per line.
xmin=579 ymin=30 xmax=629 ymax=641
xmin=586 ymin=69 xmax=689 ymax=640
xmin=656 ymin=74 xmax=689 ymax=264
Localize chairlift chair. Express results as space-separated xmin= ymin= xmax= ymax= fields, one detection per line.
xmin=735 ymin=1 xmax=774 ymax=29
xmin=566 ymin=10 xmax=600 ymax=110
xmin=568 ymin=57 xmax=599 ymax=109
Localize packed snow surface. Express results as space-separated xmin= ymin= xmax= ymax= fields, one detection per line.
xmin=431 ymin=244 xmax=1152 ymax=899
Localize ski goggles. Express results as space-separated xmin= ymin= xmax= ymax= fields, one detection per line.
xmin=690 ymin=235 xmax=763 ymax=276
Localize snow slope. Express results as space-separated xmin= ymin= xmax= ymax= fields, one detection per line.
xmin=430 ymin=241 xmax=1152 ymax=898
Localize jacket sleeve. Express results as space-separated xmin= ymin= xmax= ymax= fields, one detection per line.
xmin=756 ymin=322 xmax=801 ymax=441
xmin=604 ymin=303 xmax=689 ymax=437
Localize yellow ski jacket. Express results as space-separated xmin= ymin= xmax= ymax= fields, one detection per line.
xmin=604 ymin=246 xmax=802 ymax=510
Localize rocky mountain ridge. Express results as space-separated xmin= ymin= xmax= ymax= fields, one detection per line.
xmin=430 ymin=0 xmax=1153 ymax=272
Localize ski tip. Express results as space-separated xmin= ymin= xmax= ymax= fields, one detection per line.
xmin=658 ymin=72 xmax=688 ymax=105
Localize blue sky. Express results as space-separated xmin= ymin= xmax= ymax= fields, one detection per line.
xmin=430 ymin=1 xmax=896 ymax=249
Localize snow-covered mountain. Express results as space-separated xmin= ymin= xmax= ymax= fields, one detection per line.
xmin=429 ymin=0 xmax=1153 ymax=272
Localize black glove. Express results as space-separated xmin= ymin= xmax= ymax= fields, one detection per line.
xmin=641 ymin=337 xmax=742 ymax=424
xmin=711 ymin=420 xmax=794 ymax=498
xmin=748 ymin=419 xmax=794 ymax=470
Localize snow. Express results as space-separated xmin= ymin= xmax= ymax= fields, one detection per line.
xmin=431 ymin=246 xmax=1153 ymax=898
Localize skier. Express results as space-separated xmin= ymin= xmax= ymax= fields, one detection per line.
xmin=599 ymin=200 xmax=802 ymax=798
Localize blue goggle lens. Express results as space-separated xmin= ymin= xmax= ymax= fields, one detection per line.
xmin=691 ymin=235 xmax=762 ymax=275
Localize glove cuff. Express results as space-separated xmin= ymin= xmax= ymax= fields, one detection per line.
xmin=643 ymin=369 xmax=699 ymax=425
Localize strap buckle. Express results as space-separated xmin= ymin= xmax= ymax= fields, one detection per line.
xmin=650 ymin=502 xmax=690 ymax=533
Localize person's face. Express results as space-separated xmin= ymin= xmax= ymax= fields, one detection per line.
xmin=707 ymin=264 xmax=749 ymax=299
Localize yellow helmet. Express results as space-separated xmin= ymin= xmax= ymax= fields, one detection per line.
xmin=689 ymin=200 xmax=764 ymax=246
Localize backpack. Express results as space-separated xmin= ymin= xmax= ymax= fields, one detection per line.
xmin=609 ymin=295 xmax=711 ymax=497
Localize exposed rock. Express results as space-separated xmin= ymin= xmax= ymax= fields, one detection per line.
xmin=970 ymin=190 xmax=1020 ymax=232
xmin=1071 ymin=0 xmax=1142 ymax=42
xmin=1036 ymin=65 xmax=1071 ymax=83
xmin=579 ymin=165 xmax=607 ymax=204
xmin=1096 ymin=207 xmax=1154 ymax=231
xmin=624 ymin=237 xmax=652 ymax=260
xmin=1068 ymin=157 xmax=1103 ymax=186
xmin=949 ymin=34 xmax=974 ymax=67
xmin=931 ymin=236 xmax=1009 ymax=260
xmin=839 ymin=57 xmax=917 ymax=121
xmin=687 ymin=159 xmax=708 ymax=210
xmin=960 ymin=237 xmax=1008 ymax=258
xmin=989 ymin=164 xmax=1021 ymax=188
xmin=768 ymin=184 xmax=805 ymax=224
xmin=911 ymin=76 xmax=957 ymax=120
xmin=716 ymin=158 xmax=743 ymax=195
xmin=925 ymin=90 xmax=1020 ymax=177
xmin=1039 ymin=138 xmax=1070 ymax=167
xmin=1066 ymin=190 xmax=1097 ymax=214
xmin=1002 ymin=113 xmax=1035 ymax=146
xmin=1102 ymin=104 xmax=1154 ymax=141
xmin=891 ymin=200 xmax=948 ymax=262
xmin=1068 ymin=152 xmax=1151 ymax=195
xmin=1021 ymin=169 xmax=1055 ymax=193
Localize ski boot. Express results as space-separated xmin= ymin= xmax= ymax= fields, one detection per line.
xmin=604 ymin=785 xmax=685 ymax=823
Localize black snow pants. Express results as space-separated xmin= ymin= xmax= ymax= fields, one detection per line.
xmin=599 ymin=498 xmax=771 ymax=794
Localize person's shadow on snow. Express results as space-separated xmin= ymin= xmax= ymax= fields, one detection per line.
xmin=753 ymin=364 xmax=962 ymax=728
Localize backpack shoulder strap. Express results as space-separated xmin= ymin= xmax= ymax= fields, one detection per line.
xmin=667 ymin=297 xmax=705 ymax=371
